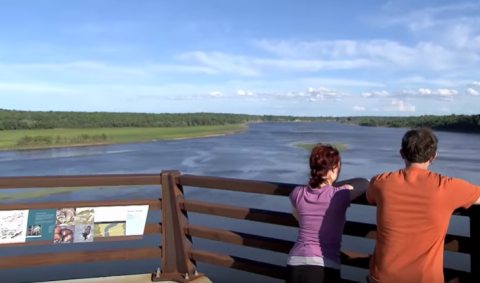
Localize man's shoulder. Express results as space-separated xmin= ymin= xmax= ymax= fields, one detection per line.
xmin=371 ymin=169 xmax=453 ymax=189
xmin=372 ymin=169 xmax=448 ymax=180
xmin=371 ymin=171 xmax=403 ymax=183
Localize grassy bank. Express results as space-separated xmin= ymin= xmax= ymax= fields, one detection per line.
xmin=294 ymin=142 xmax=348 ymax=151
xmin=0 ymin=124 xmax=246 ymax=150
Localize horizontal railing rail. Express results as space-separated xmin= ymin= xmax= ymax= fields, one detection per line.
xmin=0 ymin=173 xmax=161 ymax=189
xmin=0 ymin=247 xmax=163 ymax=270
xmin=0 ymin=171 xmax=477 ymax=283
xmin=0 ymin=198 xmax=162 ymax=212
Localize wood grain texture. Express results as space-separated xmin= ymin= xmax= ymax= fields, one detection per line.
xmin=0 ymin=174 xmax=161 ymax=189
xmin=0 ymin=198 xmax=162 ymax=211
xmin=0 ymin=246 xmax=162 ymax=269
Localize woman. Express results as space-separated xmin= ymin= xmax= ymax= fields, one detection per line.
xmin=286 ymin=143 xmax=369 ymax=283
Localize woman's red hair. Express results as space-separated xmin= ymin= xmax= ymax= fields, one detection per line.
xmin=308 ymin=143 xmax=341 ymax=188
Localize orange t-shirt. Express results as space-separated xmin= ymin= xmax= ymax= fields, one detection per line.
xmin=366 ymin=167 xmax=480 ymax=283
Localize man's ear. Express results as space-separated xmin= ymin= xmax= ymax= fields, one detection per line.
xmin=429 ymin=152 xmax=437 ymax=163
xmin=399 ymin=149 xmax=405 ymax=159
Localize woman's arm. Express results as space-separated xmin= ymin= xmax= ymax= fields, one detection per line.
xmin=334 ymin=178 xmax=370 ymax=202
xmin=292 ymin=207 xmax=299 ymax=220
xmin=289 ymin=187 xmax=301 ymax=221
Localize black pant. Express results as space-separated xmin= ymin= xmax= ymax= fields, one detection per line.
xmin=285 ymin=265 xmax=341 ymax=283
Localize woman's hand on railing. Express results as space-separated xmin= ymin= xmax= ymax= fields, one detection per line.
xmin=344 ymin=184 xmax=354 ymax=190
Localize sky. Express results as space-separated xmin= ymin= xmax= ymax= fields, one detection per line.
xmin=1 ymin=0 xmax=480 ymax=116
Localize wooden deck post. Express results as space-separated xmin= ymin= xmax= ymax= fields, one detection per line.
xmin=152 ymin=171 xmax=203 ymax=282
xmin=468 ymin=206 xmax=480 ymax=282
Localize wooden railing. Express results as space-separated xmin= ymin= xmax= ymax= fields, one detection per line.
xmin=0 ymin=171 xmax=479 ymax=283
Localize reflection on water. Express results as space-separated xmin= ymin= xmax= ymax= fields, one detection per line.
xmin=1 ymin=122 xmax=479 ymax=283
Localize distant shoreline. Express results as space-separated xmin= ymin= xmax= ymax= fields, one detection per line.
xmin=163 ymin=133 xmax=237 ymax=140
xmin=1 ymin=119 xmax=478 ymax=152
xmin=0 ymin=125 xmax=247 ymax=152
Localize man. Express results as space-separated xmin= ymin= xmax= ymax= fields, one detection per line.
xmin=366 ymin=128 xmax=480 ymax=283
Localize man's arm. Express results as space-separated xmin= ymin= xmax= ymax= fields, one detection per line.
xmin=365 ymin=178 xmax=376 ymax=205
xmin=289 ymin=187 xmax=301 ymax=220
xmin=443 ymin=177 xmax=480 ymax=209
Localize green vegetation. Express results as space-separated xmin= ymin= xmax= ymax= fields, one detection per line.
xmin=0 ymin=109 xmax=331 ymax=130
xmin=0 ymin=125 xmax=246 ymax=150
xmin=337 ymin=114 xmax=480 ymax=133
xmin=294 ymin=142 xmax=348 ymax=151
xmin=0 ymin=109 xmax=479 ymax=136
xmin=15 ymin=134 xmax=111 ymax=147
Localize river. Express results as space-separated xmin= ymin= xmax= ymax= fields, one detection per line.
xmin=1 ymin=122 xmax=479 ymax=283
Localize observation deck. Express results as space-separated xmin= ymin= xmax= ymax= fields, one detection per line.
xmin=0 ymin=171 xmax=477 ymax=283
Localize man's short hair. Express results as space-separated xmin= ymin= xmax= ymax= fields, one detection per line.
xmin=401 ymin=128 xmax=438 ymax=163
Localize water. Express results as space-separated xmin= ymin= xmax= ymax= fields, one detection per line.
xmin=1 ymin=122 xmax=479 ymax=283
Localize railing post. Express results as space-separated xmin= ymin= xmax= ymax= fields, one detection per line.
xmin=469 ymin=206 xmax=480 ymax=282
xmin=152 ymin=171 xmax=202 ymax=282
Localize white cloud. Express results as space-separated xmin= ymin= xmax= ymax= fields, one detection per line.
xmin=133 ymin=86 xmax=350 ymax=103
xmin=3 ymin=2 xmax=480 ymax=116
xmin=304 ymin=87 xmax=348 ymax=101
xmin=0 ymin=76 xmax=381 ymax=99
xmin=352 ymin=105 xmax=366 ymax=111
xmin=416 ymin=88 xmax=458 ymax=100
xmin=180 ymin=50 xmax=383 ymax=75
xmin=385 ymin=99 xmax=415 ymax=112
xmin=361 ymin=88 xmax=459 ymax=101
xmin=377 ymin=3 xmax=480 ymax=48
xmin=179 ymin=10 xmax=480 ymax=77
xmin=236 ymin=90 xmax=253 ymax=96
xmin=253 ymin=38 xmax=478 ymax=72
xmin=209 ymin=91 xmax=223 ymax=97
xmin=466 ymin=88 xmax=479 ymax=96
xmin=361 ymin=91 xmax=389 ymax=98
xmin=0 ymin=61 xmax=218 ymax=78
xmin=226 ymin=87 xmax=349 ymax=102
xmin=165 ymin=3 xmax=472 ymax=78
xmin=177 ymin=52 xmax=262 ymax=76
xmin=290 ymin=77 xmax=384 ymax=87
xmin=380 ymin=3 xmax=479 ymax=30
xmin=396 ymin=76 xmax=469 ymax=87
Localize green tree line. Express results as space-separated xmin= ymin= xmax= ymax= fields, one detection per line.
xmin=338 ymin=114 xmax=480 ymax=133
xmin=0 ymin=109 xmax=479 ymax=134
xmin=0 ymin=109 xmax=331 ymax=130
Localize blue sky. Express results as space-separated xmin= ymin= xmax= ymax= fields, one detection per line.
xmin=1 ymin=0 xmax=480 ymax=116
